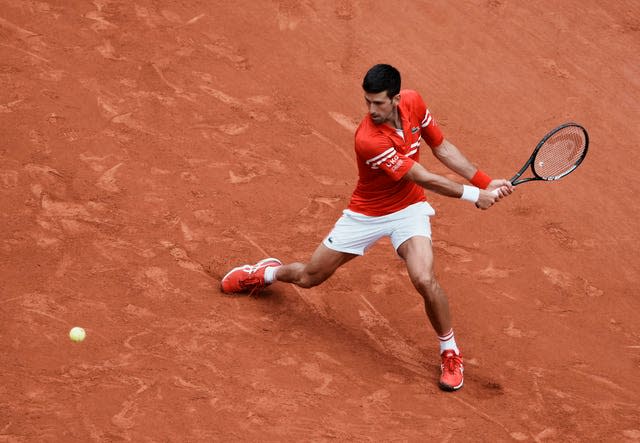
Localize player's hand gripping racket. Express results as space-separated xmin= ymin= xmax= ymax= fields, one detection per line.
xmin=496 ymin=123 xmax=588 ymax=193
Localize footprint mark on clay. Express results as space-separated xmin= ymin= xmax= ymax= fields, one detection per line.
xmin=358 ymin=295 xmax=426 ymax=371
xmin=622 ymin=430 xmax=640 ymax=440
xmin=138 ymin=267 xmax=178 ymax=296
xmin=283 ymin=0 xmax=320 ymax=29
xmin=276 ymin=1 xmax=312 ymax=31
xmin=542 ymin=267 xmax=604 ymax=297
xmin=538 ymin=58 xmax=573 ymax=79
xmin=134 ymin=5 xmax=161 ymax=28
xmin=96 ymin=40 xmax=125 ymax=60
xmin=97 ymin=163 xmax=123 ymax=192
xmin=203 ymin=39 xmax=248 ymax=70
xmin=504 ymin=321 xmax=524 ymax=338
xmin=300 ymin=362 xmax=335 ymax=395
xmin=198 ymin=86 xmax=242 ymax=106
xmin=503 ymin=320 xmax=537 ymax=339
xmin=315 ymin=352 xmax=342 ymax=366
xmin=433 ymin=240 xmax=473 ymax=263
xmin=164 ymin=243 xmax=205 ymax=274
xmin=329 ymin=111 xmax=358 ymax=133
xmin=218 ymin=123 xmax=249 ymax=136
xmin=542 ymin=267 xmax=573 ymax=290
xmin=276 ymin=356 xmax=297 ymax=366
xmin=41 ymin=195 xmax=91 ymax=219
xmin=0 ymin=170 xmax=18 ymax=188
xmin=228 ymin=169 xmax=259 ymax=184
xmin=477 ymin=262 xmax=514 ymax=282
xmin=298 ymin=165 xmax=338 ymax=186
xmin=111 ymin=400 xmax=137 ymax=429
xmin=334 ymin=0 xmax=356 ymax=20
xmin=487 ymin=0 xmax=506 ymax=13
xmin=544 ymin=223 xmax=578 ymax=249
xmin=84 ymin=4 xmax=118 ymax=32
xmin=29 ymin=129 xmax=50 ymax=151
xmin=534 ymin=428 xmax=558 ymax=441
xmin=111 ymin=113 xmax=158 ymax=136
xmin=160 ymin=9 xmax=182 ymax=23
xmin=198 ymin=87 xmax=267 ymax=122
xmin=294 ymin=196 xmax=342 ymax=233
xmin=370 ymin=274 xmax=395 ymax=295
xmin=360 ymin=389 xmax=392 ymax=421
xmin=0 ymin=99 xmax=24 ymax=113
xmin=79 ymin=153 xmax=113 ymax=172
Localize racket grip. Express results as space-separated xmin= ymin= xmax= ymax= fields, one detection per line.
xmin=491 ymin=186 xmax=513 ymax=197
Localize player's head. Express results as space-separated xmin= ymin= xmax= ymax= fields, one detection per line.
xmin=362 ymin=64 xmax=401 ymax=98
xmin=362 ymin=64 xmax=401 ymax=125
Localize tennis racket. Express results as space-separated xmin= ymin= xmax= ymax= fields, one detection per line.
xmin=500 ymin=122 xmax=589 ymax=189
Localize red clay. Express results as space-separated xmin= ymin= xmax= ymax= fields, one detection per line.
xmin=1 ymin=1 xmax=639 ymax=441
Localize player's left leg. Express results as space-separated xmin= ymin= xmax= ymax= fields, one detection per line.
xmin=396 ymin=236 xmax=464 ymax=391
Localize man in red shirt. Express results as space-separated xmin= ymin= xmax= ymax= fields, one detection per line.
xmin=221 ymin=64 xmax=513 ymax=391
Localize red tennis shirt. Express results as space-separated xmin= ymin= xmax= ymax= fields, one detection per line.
xmin=348 ymin=89 xmax=445 ymax=216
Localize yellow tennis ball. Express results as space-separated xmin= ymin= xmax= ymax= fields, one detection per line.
xmin=69 ymin=327 xmax=86 ymax=342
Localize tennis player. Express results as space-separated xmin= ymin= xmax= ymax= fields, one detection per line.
xmin=221 ymin=64 xmax=513 ymax=391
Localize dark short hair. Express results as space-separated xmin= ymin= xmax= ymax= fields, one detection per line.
xmin=362 ymin=64 xmax=401 ymax=99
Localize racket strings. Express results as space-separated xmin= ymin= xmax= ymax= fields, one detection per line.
xmin=533 ymin=126 xmax=587 ymax=179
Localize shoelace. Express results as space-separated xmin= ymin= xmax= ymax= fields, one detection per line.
xmin=442 ymin=353 xmax=463 ymax=373
xmin=241 ymin=264 xmax=265 ymax=296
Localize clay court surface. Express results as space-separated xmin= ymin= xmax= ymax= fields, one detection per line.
xmin=1 ymin=0 xmax=640 ymax=441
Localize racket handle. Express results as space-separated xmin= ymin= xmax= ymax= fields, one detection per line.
xmin=491 ymin=187 xmax=512 ymax=197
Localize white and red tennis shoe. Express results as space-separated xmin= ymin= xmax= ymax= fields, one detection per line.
xmin=439 ymin=349 xmax=464 ymax=391
xmin=220 ymin=258 xmax=282 ymax=294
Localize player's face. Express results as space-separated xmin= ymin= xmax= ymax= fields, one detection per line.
xmin=364 ymin=91 xmax=399 ymax=125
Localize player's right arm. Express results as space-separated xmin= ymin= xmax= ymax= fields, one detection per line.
xmin=403 ymin=162 xmax=500 ymax=209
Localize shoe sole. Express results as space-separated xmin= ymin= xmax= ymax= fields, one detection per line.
xmin=439 ymin=380 xmax=464 ymax=391
xmin=254 ymin=257 xmax=282 ymax=268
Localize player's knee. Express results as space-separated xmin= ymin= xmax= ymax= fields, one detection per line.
xmin=298 ymin=268 xmax=328 ymax=288
xmin=413 ymin=273 xmax=439 ymax=295
xmin=297 ymin=276 xmax=319 ymax=289
xmin=301 ymin=276 xmax=324 ymax=289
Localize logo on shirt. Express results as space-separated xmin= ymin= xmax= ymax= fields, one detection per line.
xmin=385 ymin=155 xmax=403 ymax=172
xmin=411 ymin=126 xmax=420 ymax=134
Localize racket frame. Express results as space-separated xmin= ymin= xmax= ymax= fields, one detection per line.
xmin=510 ymin=122 xmax=589 ymax=185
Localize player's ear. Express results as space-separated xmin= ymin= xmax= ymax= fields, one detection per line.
xmin=391 ymin=93 xmax=401 ymax=106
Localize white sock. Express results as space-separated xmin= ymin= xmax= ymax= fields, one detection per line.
xmin=264 ymin=266 xmax=280 ymax=284
xmin=438 ymin=329 xmax=460 ymax=355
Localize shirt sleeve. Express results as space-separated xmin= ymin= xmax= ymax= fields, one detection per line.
xmin=410 ymin=91 xmax=445 ymax=148
xmin=356 ymin=135 xmax=415 ymax=181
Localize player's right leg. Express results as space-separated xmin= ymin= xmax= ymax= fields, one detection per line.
xmin=220 ymin=257 xmax=283 ymax=294
xmin=274 ymin=243 xmax=357 ymax=289
xmin=221 ymin=208 xmax=377 ymax=294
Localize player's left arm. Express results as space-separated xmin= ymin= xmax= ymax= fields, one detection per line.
xmin=414 ymin=90 xmax=512 ymax=195
xmin=431 ymin=139 xmax=513 ymax=195
xmin=431 ymin=139 xmax=474 ymax=179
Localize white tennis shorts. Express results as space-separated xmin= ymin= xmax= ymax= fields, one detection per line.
xmin=322 ymin=202 xmax=435 ymax=255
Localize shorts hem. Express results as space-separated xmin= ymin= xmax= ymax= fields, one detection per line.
xmin=393 ymin=233 xmax=432 ymax=252
xmin=322 ymin=239 xmax=364 ymax=256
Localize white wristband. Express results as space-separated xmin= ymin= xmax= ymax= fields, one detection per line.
xmin=460 ymin=185 xmax=480 ymax=203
